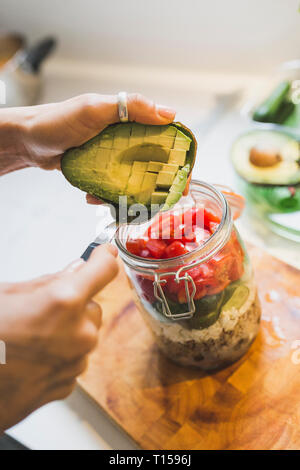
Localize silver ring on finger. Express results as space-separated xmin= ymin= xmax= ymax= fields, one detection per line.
xmin=117 ymin=91 xmax=129 ymax=122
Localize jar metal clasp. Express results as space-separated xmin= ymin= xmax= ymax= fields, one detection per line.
xmin=153 ymin=270 xmax=196 ymax=321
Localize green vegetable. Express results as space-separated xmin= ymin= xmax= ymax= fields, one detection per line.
xmin=272 ymin=101 xmax=295 ymax=124
xmin=283 ymin=103 xmax=300 ymax=128
xmin=253 ymin=81 xmax=291 ymax=123
xmin=185 ymin=292 xmax=224 ymax=329
xmin=152 ymin=280 xmax=251 ymax=329
xmin=221 ymin=285 xmax=249 ymax=311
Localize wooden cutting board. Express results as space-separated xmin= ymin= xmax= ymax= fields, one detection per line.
xmin=78 ymin=244 xmax=300 ymax=450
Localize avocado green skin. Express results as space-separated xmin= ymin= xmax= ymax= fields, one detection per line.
xmin=253 ymin=81 xmax=290 ymax=123
xmin=61 ymin=122 xmax=197 ymax=213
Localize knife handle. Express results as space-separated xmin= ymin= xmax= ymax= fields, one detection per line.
xmin=81 ymin=242 xmax=100 ymax=261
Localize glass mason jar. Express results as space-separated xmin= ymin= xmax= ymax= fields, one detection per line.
xmin=116 ymin=181 xmax=261 ymax=370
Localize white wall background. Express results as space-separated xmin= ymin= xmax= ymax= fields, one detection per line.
xmin=0 ymin=0 xmax=299 ymax=73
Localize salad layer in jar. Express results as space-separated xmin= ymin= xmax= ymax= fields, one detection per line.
xmin=125 ymin=202 xmax=261 ymax=370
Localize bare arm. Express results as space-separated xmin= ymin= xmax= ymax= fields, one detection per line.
xmin=0 ymin=108 xmax=29 ymax=175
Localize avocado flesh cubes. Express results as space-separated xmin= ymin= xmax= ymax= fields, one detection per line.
xmin=126 ymin=172 xmax=144 ymax=195
xmin=169 ymin=149 xmax=187 ymax=166
xmin=132 ymin=161 xmax=148 ymax=172
xmin=151 ymin=191 xmax=169 ymax=205
xmin=163 ymin=165 xmax=190 ymax=210
xmin=147 ymin=161 xmax=163 ymax=173
xmin=94 ymin=148 xmax=111 ymax=169
xmin=61 ymin=122 xmax=196 ymax=208
xmin=156 ymin=171 xmax=176 ymax=188
xmin=138 ymin=172 xmax=158 ymax=205
xmin=162 ymin=163 xmax=179 ymax=173
xmin=231 ymin=129 xmax=300 ymax=185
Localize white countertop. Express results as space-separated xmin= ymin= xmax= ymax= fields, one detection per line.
xmin=3 ymin=60 xmax=300 ymax=449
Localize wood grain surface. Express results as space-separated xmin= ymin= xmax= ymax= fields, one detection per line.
xmin=78 ymin=244 xmax=300 ymax=450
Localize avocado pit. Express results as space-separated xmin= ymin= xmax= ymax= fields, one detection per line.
xmin=249 ymin=147 xmax=282 ymax=168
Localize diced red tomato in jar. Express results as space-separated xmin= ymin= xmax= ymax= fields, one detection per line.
xmin=126 ymin=205 xmax=244 ymax=303
xmin=145 ymin=239 xmax=166 ymax=259
xmin=126 ymin=238 xmax=147 ymax=256
xmin=165 ymin=241 xmax=189 ymax=258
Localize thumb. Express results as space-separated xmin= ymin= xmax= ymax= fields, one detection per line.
xmin=71 ymin=244 xmax=119 ymax=301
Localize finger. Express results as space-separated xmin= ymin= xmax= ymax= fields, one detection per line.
xmin=72 ymin=244 xmax=119 ymax=301
xmin=63 ymin=258 xmax=85 ymax=273
xmin=48 ymin=93 xmax=176 ymax=161
xmin=86 ymin=194 xmax=103 ymax=205
xmin=126 ymin=93 xmax=176 ymax=125
xmin=84 ymin=300 xmax=102 ymax=329
xmin=70 ymin=93 xmax=176 ymax=130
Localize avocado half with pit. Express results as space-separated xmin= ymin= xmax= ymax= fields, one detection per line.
xmin=61 ymin=122 xmax=196 ymax=210
xmin=231 ymin=129 xmax=300 ymax=185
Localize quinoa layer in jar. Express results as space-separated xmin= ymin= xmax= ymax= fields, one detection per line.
xmin=137 ymin=272 xmax=260 ymax=370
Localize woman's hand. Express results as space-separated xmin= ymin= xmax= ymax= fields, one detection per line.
xmin=0 ymin=244 xmax=118 ymax=432
xmin=0 ymin=93 xmax=176 ymax=201
xmin=0 ymin=93 xmax=194 ymax=201
xmin=21 ymin=93 xmax=176 ymax=169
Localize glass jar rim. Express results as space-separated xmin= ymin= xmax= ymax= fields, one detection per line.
xmin=115 ymin=180 xmax=233 ymax=274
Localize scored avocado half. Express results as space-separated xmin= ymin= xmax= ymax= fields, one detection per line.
xmin=61 ymin=122 xmax=197 ymax=210
xmin=231 ymin=129 xmax=300 ymax=185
